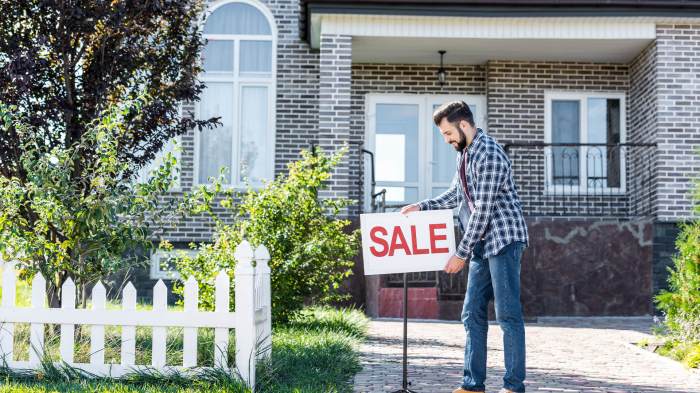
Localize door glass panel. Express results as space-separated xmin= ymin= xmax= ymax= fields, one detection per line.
xmin=431 ymin=103 xmax=476 ymax=189
xmin=551 ymin=100 xmax=580 ymax=186
xmin=374 ymin=103 xmax=419 ymax=205
xmin=383 ymin=187 xmax=419 ymax=204
xmin=375 ymin=103 xmax=418 ymax=182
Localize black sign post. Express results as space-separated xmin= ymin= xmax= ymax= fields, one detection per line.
xmin=392 ymin=272 xmax=416 ymax=393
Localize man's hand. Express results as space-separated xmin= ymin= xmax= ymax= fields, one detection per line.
xmin=400 ymin=204 xmax=420 ymax=215
xmin=444 ymin=254 xmax=466 ymax=274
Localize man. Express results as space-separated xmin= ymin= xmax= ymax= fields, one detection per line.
xmin=400 ymin=101 xmax=529 ymax=393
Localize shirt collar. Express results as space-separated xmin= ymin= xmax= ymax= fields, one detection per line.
xmin=462 ymin=127 xmax=484 ymax=155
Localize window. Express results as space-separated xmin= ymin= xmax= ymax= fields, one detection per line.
xmin=149 ymin=249 xmax=198 ymax=280
xmin=196 ymin=0 xmax=276 ymax=187
xmin=364 ymin=94 xmax=487 ymax=211
xmin=545 ymin=91 xmax=626 ymax=194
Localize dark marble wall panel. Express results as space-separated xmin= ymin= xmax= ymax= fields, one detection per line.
xmin=522 ymin=218 xmax=654 ymax=317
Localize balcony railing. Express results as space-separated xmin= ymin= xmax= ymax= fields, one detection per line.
xmin=503 ymin=142 xmax=657 ymax=217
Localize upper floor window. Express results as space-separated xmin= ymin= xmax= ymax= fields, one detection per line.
xmin=197 ymin=0 xmax=276 ymax=187
xmin=544 ymin=91 xmax=626 ymax=194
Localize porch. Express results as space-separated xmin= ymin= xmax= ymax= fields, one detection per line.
xmin=309 ymin=13 xmax=696 ymax=319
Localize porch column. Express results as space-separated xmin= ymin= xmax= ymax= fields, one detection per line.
xmin=318 ymin=33 xmax=352 ymax=213
xmin=655 ymin=24 xmax=700 ymax=221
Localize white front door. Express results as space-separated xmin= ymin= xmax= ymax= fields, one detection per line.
xmin=364 ymin=94 xmax=487 ymax=212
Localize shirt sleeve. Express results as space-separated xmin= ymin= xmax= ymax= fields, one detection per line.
xmin=454 ymin=148 xmax=508 ymax=260
xmin=416 ymin=170 xmax=460 ymax=211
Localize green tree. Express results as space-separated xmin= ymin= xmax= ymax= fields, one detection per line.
xmin=172 ymin=147 xmax=360 ymax=323
xmin=0 ymin=101 xmax=180 ymax=308
xmin=0 ymin=1 xmax=217 ymax=306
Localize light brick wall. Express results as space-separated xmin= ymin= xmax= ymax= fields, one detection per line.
xmin=655 ymin=24 xmax=700 ymax=221
xmin=629 ymin=41 xmax=659 ymax=218
xmin=318 ymin=33 xmax=353 ymax=207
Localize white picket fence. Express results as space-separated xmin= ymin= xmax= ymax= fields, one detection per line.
xmin=0 ymin=240 xmax=271 ymax=388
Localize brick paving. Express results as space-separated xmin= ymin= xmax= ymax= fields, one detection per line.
xmin=353 ymin=317 xmax=700 ymax=393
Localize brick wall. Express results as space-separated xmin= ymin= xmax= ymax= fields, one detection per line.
xmin=318 ymin=33 xmax=352 ymax=207
xmin=655 ymin=24 xmax=700 ymax=221
xmin=629 ymin=42 xmax=659 ymax=218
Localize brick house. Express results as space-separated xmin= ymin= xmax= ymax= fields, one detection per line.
xmin=141 ymin=0 xmax=700 ymax=320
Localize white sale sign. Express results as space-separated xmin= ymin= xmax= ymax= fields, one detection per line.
xmin=360 ymin=209 xmax=456 ymax=275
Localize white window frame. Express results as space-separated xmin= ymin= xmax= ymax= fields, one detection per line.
xmin=363 ymin=93 xmax=487 ymax=212
xmin=194 ymin=0 xmax=277 ymax=189
xmin=544 ymin=91 xmax=627 ymax=195
xmin=149 ymin=249 xmax=198 ymax=280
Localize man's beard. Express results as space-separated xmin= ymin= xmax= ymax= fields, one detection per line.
xmin=453 ymin=124 xmax=467 ymax=152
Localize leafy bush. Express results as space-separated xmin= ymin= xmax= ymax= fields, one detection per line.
xmin=655 ymin=158 xmax=700 ymax=351
xmin=171 ymin=147 xmax=360 ymax=323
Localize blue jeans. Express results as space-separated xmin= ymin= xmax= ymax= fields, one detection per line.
xmin=461 ymin=240 xmax=526 ymax=392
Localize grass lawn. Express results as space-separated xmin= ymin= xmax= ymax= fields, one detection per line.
xmin=0 ymin=307 xmax=367 ymax=393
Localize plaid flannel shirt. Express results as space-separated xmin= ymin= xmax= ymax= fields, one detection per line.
xmin=417 ymin=128 xmax=529 ymax=260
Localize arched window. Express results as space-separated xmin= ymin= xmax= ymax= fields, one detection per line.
xmin=197 ymin=0 xmax=276 ymax=186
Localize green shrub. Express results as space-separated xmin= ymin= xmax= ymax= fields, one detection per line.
xmin=655 ymin=161 xmax=700 ymax=347
xmin=171 ymin=147 xmax=360 ymax=323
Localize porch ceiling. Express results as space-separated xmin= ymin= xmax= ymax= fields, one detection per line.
xmin=352 ymin=36 xmax=653 ymax=64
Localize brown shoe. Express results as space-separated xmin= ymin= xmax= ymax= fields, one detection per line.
xmin=451 ymin=388 xmax=484 ymax=393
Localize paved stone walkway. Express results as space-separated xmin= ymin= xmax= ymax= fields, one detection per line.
xmin=353 ymin=317 xmax=700 ymax=393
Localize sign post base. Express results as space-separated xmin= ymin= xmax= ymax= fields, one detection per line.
xmin=391 ymin=272 xmax=417 ymax=393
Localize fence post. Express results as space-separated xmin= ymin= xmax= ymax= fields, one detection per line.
xmin=1 ymin=261 xmax=16 ymax=364
xmin=254 ymin=244 xmax=272 ymax=360
xmin=234 ymin=240 xmax=256 ymax=389
xmin=29 ymin=273 xmax=46 ymax=366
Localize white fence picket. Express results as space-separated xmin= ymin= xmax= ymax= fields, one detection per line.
xmin=29 ymin=273 xmax=46 ymax=365
xmin=121 ymin=283 xmax=137 ymax=367
xmin=60 ymin=278 xmax=76 ymax=364
xmin=152 ymin=280 xmax=167 ymax=368
xmin=1 ymin=261 xmax=16 ymax=362
xmin=234 ymin=240 xmax=256 ymax=388
xmin=214 ymin=270 xmax=230 ymax=370
xmin=90 ymin=282 xmax=106 ymax=365
xmin=183 ymin=276 xmax=198 ymax=367
xmin=0 ymin=240 xmax=271 ymax=388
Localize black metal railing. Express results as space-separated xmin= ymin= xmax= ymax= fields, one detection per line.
xmin=503 ymin=142 xmax=657 ymax=217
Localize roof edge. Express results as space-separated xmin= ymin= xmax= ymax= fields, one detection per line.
xmin=303 ymin=1 xmax=700 ymax=43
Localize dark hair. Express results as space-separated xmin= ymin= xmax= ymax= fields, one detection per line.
xmin=432 ymin=100 xmax=474 ymax=128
